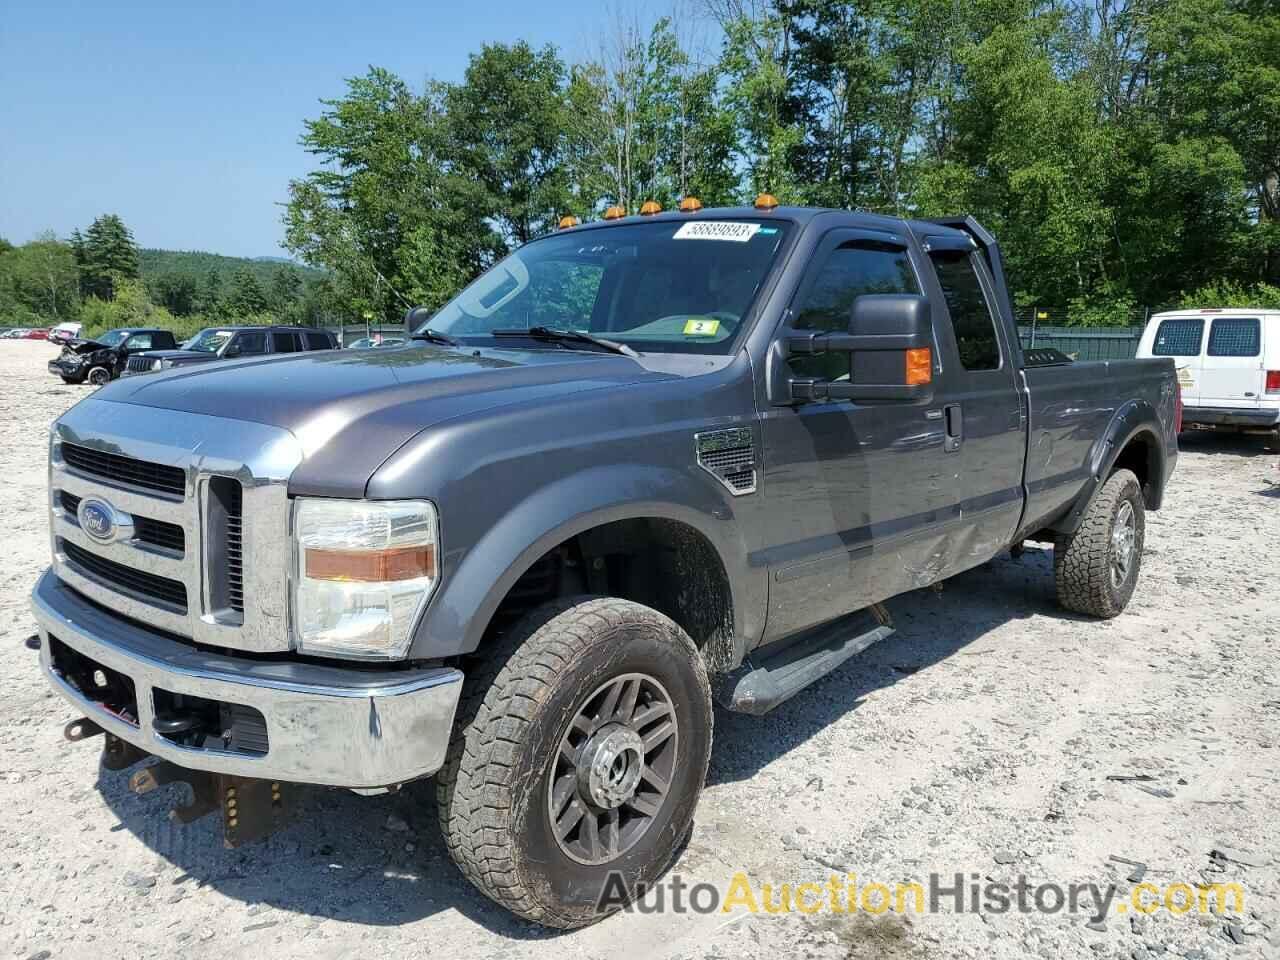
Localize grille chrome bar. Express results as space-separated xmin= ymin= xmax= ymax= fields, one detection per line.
xmin=50 ymin=399 xmax=304 ymax=653
xmin=61 ymin=441 xmax=186 ymax=497
xmin=61 ymin=538 xmax=188 ymax=611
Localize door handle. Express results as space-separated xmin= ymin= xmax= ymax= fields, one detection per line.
xmin=944 ymin=403 xmax=963 ymax=453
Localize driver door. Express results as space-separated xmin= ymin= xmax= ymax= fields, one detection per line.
xmin=757 ymin=229 xmax=960 ymax=641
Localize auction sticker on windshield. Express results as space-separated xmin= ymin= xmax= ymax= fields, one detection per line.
xmin=673 ymin=221 xmax=762 ymax=242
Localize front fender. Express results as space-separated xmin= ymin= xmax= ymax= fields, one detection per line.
xmin=1057 ymin=398 xmax=1167 ymax=534
xmin=408 ymin=464 xmax=759 ymax=660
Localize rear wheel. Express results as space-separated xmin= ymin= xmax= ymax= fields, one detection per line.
xmin=1054 ymin=468 xmax=1145 ymax=618
xmin=436 ymin=596 xmax=712 ymax=928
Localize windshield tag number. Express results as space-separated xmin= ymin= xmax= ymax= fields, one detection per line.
xmin=673 ymin=221 xmax=761 ymax=243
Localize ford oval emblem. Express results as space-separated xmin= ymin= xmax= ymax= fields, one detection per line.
xmin=78 ymin=498 xmax=119 ymax=543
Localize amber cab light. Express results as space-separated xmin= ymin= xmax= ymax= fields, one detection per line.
xmin=754 ymin=193 xmax=779 ymax=210
xmin=678 ymin=196 xmax=703 ymax=212
xmin=602 ymin=205 xmax=626 ymax=221
xmin=639 ymin=200 xmax=662 ymax=216
xmin=558 ymin=214 xmax=579 ymax=229
xmin=905 ymin=347 xmax=933 ymax=386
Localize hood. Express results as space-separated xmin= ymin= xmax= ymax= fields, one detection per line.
xmin=65 ymin=338 xmax=115 ymax=355
xmin=97 ymin=344 xmax=676 ymax=497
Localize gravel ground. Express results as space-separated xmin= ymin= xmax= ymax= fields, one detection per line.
xmin=1 ymin=339 xmax=1278 ymax=960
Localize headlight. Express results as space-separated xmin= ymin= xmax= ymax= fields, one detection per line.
xmin=292 ymin=498 xmax=439 ymax=659
xmin=151 ymin=359 xmax=165 ymax=370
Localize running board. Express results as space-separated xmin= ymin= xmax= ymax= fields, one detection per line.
xmin=716 ymin=606 xmax=894 ymax=715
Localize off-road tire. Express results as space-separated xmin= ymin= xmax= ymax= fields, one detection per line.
xmin=87 ymin=366 xmax=111 ymax=386
xmin=1054 ymin=468 xmax=1145 ymax=618
xmin=436 ymin=596 xmax=713 ymax=928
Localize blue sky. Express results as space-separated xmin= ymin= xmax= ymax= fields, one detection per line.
xmin=0 ymin=1 xmax=665 ymax=257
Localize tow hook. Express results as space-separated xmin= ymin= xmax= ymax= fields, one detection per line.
xmin=128 ymin=762 xmax=292 ymax=847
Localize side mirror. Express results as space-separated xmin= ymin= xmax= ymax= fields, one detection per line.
xmin=787 ymin=294 xmax=934 ymax=403
xmin=405 ymin=306 xmax=433 ymax=333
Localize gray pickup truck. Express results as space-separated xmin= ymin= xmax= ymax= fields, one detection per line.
xmin=30 ymin=204 xmax=1179 ymax=928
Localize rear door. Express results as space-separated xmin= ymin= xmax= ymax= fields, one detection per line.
xmin=919 ymin=237 xmax=1025 ymax=559
xmin=1149 ymin=315 xmax=1206 ymax=404
xmin=270 ymin=330 xmax=302 ymax=353
xmin=1200 ymin=316 xmax=1263 ymax=409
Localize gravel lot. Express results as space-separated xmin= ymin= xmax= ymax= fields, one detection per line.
xmin=1 ymin=339 xmax=1278 ymax=960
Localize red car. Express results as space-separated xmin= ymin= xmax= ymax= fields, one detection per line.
xmin=23 ymin=328 xmax=49 ymax=340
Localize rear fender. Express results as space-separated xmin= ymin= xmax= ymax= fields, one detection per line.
xmin=1054 ymin=399 xmax=1166 ymax=535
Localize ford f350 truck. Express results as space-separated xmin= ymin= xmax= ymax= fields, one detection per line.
xmin=30 ymin=203 xmax=1179 ymax=928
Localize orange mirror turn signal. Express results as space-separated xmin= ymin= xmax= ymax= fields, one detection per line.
xmin=905 ymin=347 xmax=932 ymax=386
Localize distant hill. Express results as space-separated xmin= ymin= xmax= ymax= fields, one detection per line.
xmin=139 ymin=249 xmax=326 ymax=287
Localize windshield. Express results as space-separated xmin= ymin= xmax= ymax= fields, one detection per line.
xmin=187 ymin=329 xmax=235 ymax=353
xmin=95 ymin=329 xmax=129 ymax=347
xmin=420 ymin=219 xmax=791 ymax=354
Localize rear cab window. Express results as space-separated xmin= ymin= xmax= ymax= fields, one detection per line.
xmin=1207 ymin=318 xmax=1260 ymax=357
xmin=928 ymin=250 xmax=1001 ymax=371
xmin=1152 ymin=318 xmax=1205 ymax=356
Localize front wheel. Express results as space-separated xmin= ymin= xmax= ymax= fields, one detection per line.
xmin=1054 ymin=468 xmax=1145 ymax=618
xmin=87 ymin=366 xmax=111 ymax=386
xmin=436 ymin=596 xmax=712 ymax=928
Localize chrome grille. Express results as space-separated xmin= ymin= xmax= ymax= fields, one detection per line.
xmin=61 ymin=539 xmax=188 ymax=611
xmin=49 ymin=399 xmax=303 ymax=653
xmin=61 ymin=442 xmax=186 ymax=497
xmin=126 ymin=355 xmax=153 ymax=373
xmin=60 ymin=490 xmax=185 ymax=554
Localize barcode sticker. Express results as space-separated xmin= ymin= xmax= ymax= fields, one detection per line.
xmin=673 ymin=221 xmax=762 ymax=243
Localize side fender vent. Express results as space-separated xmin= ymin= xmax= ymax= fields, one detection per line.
xmin=695 ymin=427 xmax=757 ymax=496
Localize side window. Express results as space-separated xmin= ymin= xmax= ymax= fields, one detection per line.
xmin=304 ymin=331 xmax=331 ymax=350
xmin=236 ymin=331 xmax=268 ymax=355
xmin=124 ymin=333 xmax=152 ymax=350
xmin=929 ymin=250 xmax=1001 ymax=371
xmin=1207 ymin=318 xmax=1259 ymax=357
xmin=789 ymin=243 xmax=919 ymax=380
xmin=1152 ymin=318 xmax=1204 ymax=357
xmin=271 ymin=331 xmax=301 ymax=353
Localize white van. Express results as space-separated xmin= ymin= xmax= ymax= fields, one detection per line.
xmin=1137 ymin=308 xmax=1280 ymax=434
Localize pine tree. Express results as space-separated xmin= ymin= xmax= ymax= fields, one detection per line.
xmin=80 ymin=214 xmax=140 ymax=300
xmin=227 ymin=267 xmax=269 ymax=316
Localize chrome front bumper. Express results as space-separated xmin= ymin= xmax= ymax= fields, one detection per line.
xmin=31 ymin=570 xmax=463 ymax=788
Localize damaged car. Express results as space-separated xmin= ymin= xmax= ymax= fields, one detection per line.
xmin=47 ymin=328 xmax=178 ymax=385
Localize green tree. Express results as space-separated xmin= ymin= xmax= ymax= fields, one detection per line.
xmin=0 ymin=233 xmax=80 ymax=319
xmin=227 ymin=267 xmax=269 ymax=315
xmin=80 ymin=214 xmax=140 ymax=300
xmin=198 ymin=267 xmax=223 ymax=316
xmin=152 ymin=272 xmax=198 ymax=316
xmin=269 ymin=264 xmax=304 ymax=320
xmin=284 ymin=68 xmax=493 ymax=320
xmin=447 ymin=42 xmax=572 ymax=244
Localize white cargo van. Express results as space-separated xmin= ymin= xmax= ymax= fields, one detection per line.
xmin=1137 ymin=309 xmax=1280 ymax=434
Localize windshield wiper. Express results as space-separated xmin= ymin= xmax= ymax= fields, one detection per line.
xmin=410 ymin=329 xmax=460 ymax=346
xmin=490 ymin=326 xmax=639 ymax=358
